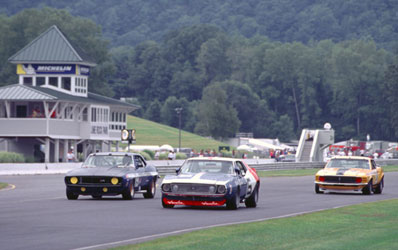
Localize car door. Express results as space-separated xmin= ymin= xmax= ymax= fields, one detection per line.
xmin=370 ymin=159 xmax=378 ymax=185
xmin=133 ymin=155 xmax=147 ymax=189
xmin=235 ymin=161 xmax=248 ymax=198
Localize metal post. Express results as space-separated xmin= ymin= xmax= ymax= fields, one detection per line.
xmin=175 ymin=107 xmax=182 ymax=152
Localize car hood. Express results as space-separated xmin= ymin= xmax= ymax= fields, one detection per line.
xmin=162 ymin=172 xmax=233 ymax=185
xmin=66 ymin=166 xmax=132 ymax=177
xmin=316 ymin=168 xmax=370 ymax=177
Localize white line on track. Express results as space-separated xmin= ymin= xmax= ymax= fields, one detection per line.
xmin=72 ymin=203 xmax=367 ymax=250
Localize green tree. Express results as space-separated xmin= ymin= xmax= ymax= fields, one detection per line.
xmin=194 ymin=84 xmax=241 ymax=139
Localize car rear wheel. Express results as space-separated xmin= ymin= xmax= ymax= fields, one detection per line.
xmin=245 ymin=184 xmax=258 ymax=208
xmin=374 ymin=177 xmax=384 ymax=194
xmin=66 ymin=190 xmax=78 ymax=200
xmin=362 ymin=179 xmax=373 ymax=195
xmin=143 ymin=179 xmax=156 ymax=199
xmin=122 ymin=180 xmax=135 ymax=200
xmin=226 ymin=189 xmax=240 ymax=210
xmin=315 ymin=184 xmax=323 ymax=194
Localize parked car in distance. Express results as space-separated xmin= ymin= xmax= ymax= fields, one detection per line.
xmin=314 ymin=156 xmax=384 ymax=195
xmin=65 ymin=152 xmax=158 ymax=200
xmin=161 ymin=157 xmax=260 ymax=210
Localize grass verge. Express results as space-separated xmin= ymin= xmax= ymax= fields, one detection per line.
xmin=111 ymin=199 xmax=398 ymax=250
xmin=126 ymin=115 xmax=229 ymax=151
xmin=256 ymin=165 xmax=398 ymax=177
xmin=0 ymin=182 xmax=8 ymax=190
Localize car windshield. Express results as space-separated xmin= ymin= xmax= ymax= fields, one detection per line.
xmin=83 ymin=155 xmax=133 ymax=168
xmin=326 ymin=159 xmax=370 ymax=169
xmin=180 ymin=160 xmax=233 ymax=174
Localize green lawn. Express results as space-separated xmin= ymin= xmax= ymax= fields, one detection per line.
xmin=126 ymin=115 xmax=229 ymax=151
xmin=257 ymin=165 xmax=398 ymax=177
xmin=0 ymin=182 xmax=8 ymax=189
xmin=111 ymin=199 xmax=398 ymax=250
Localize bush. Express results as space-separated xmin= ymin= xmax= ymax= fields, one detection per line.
xmin=175 ymin=153 xmax=187 ymax=160
xmin=143 ymin=149 xmax=155 ymax=159
xmin=0 ymin=151 xmax=25 ymax=163
xmin=159 ymin=152 xmax=169 ymax=160
xmin=139 ymin=151 xmax=152 ymax=161
xmin=220 ymin=150 xmax=233 ymax=158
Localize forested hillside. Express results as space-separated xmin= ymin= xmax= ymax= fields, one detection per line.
xmin=1 ymin=0 xmax=398 ymax=49
xmin=0 ymin=3 xmax=397 ymax=143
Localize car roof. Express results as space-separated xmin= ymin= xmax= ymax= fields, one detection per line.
xmin=187 ymin=157 xmax=238 ymax=162
xmin=330 ymin=156 xmax=371 ymax=160
xmin=89 ymin=152 xmax=140 ymax=157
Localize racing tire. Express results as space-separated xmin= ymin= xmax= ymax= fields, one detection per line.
xmin=92 ymin=195 xmax=102 ymax=199
xmin=362 ymin=179 xmax=373 ymax=195
xmin=143 ymin=179 xmax=156 ymax=199
xmin=161 ymin=196 xmax=174 ymax=208
xmin=122 ymin=180 xmax=135 ymax=200
xmin=315 ymin=184 xmax=323 ymax=194
xmin=66 ymin=190 xmax=79 ymax=200
xmin=226 ymin=189 xmax=240 ymax=210
xmin=374 ymin=177 xmax=384 ymax=194
xmin=245 ymin=185 xmax=259 ymax=208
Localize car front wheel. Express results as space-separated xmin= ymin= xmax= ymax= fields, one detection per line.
xmin=245 ymin=185 xmax=258 ymax=208
xmin=315 ymin=184 xmax=323 ymax=194
xmin=161 ymin=195 xmax=174 ymax=208
xmin=362 ymin=180 xmax=373 ymax=195
xmin=122 ymin=180 xmax=135 ymax=200
xmin=66 ymin=190 xmax=78 ymax=200
xmin=143 ymin=179 xmax=156 ymax=199
xmin=374 ymin=177 xmax=384 ymax=194
xmin=226 ymin=189 xmax=240 ymax=210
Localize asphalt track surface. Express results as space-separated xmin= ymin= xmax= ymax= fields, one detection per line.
xmin=1 ymin=173 xmax=398 ymax=250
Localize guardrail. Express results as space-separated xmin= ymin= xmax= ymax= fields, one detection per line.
xmin=1 ymin=158 xmax=397 ymax=176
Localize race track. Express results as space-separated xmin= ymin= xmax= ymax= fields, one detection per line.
xmin=1 ymin=173 xmax=397 ymax=250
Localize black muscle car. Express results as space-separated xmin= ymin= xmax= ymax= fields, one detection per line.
xmin=65 ymin=152 xmax=158 ymax=200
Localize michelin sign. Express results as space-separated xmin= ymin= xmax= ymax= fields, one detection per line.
xmin=17 ymin=64 xmax=90 ymax=75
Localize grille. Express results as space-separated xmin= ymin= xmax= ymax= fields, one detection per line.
xmin=173 ymin=184 xmax=214 ymax=194
xmin=80 ymin=176 xmax=119 ymax=185
xmin=323 ymin=176 xmax=358 ymax=183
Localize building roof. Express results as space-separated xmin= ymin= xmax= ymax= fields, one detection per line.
xmin=0 ymin=84 xmax=140 ymax=111
xmin=8 ymin=25 xmax=96 ymax=66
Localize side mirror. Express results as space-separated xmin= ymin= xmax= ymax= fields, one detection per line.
xmin=234 ymin=167 xmax=241 ymax=175
xmin=175 ymin=167 xmax=181 ymax=174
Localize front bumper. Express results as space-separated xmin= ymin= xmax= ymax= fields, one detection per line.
xmin=315 ymin=181 xmax=366 ymax=191
xmin=162 ymin=193 xmax=227 ymax=206
xmin=66 ymin=185 xmax=127 ymax=196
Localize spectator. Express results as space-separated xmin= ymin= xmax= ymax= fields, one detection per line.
xmin=154 ymin=151 xmax=160 ymax=160
xmin=67 ymin=149 xmax=75 ymax=162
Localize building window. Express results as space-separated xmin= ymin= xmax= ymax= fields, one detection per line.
xmin=23 ymin=77 xmax=33 ymax=86
xmin=61 ymin=77 xmax=71 ymax=90
xmin=36 ymin=77 xmax=45 ymax=86
xmin=82 ymin=108 xmax=88 ymax=121
xmin=49 ymin=77 xmax=58 ymax=87
xmin=91 ymin=108 xmax=96 ymax=122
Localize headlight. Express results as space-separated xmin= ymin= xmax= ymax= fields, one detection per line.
xmin=172 ymin=184 xmax=179 ymax=192
xmin=111 ymin=177 xmax=119 ymax=185
xmin=70 ymin=177 xmax=78 ymax=184
xmin=209 ymin=185 xmax=216 ymax=193
xmin=217 ymin=185 xmax=226 ymax=194
xmin=162 ymin=184 xmax=171 ymax=192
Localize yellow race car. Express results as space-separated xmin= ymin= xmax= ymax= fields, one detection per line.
xmin=315 ymin=156 xmax=384 ymax=195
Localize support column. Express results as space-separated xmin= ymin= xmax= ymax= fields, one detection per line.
xmin=83 ymin=142 xmax=88 ymax=159
xmin=63 ymin=139 xmax=69 ymax=163
xmin=115 ymin=141 xmax=119 ymax=152
xmin=73 ymin=140 xmax=78 ymax=162
xmin=54 ymin=139 xmax=59 ymax=163
xmin=45 ymin=138 xmax=50 ymax=163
